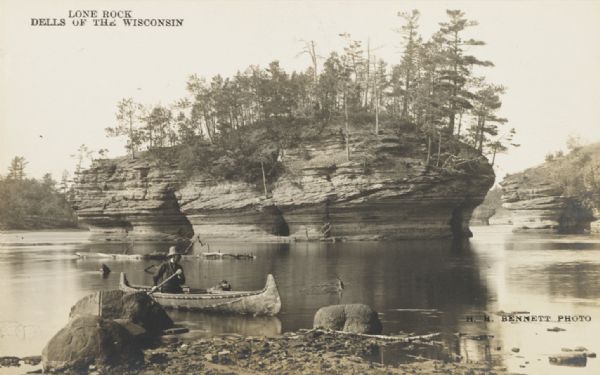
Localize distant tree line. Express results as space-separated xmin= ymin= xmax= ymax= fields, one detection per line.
xmin=0 ymin=156 xmax=77 ymax=229
xmin=105 ymin=9 xmax=517 ymax=185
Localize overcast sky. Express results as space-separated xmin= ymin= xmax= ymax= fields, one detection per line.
xmin=1 ymin=0 xmax=600 ymax=181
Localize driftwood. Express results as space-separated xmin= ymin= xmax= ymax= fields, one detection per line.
xmin=300 ymin=328 xmax=441 ymax=342
xmin=76 ymin=252 xmax=166 ymax=261
xmin=201 ymin=252 xmax=256 ymax=260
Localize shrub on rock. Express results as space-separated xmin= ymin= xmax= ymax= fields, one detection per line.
xmin=70 ymin=290 xmax=173 ymax=334
xmin=313 ymin=304 xmax=382 ymax=334
xmin=42 ymin=315 xmax=143 ymax=372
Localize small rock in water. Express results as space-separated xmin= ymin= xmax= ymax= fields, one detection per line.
xmin=547 ymin=326 xmax=566 ymax=332
xmin=467 ymin=334 xmax=494 ymax=340
xmin=162 ymin=327 xmax=189 ymax=335
xmin=549 ymin=353 xmax=587 ymax=367
xmin=511 ymin=347 xmax=520 ymax=353
xmin=21 ymin=356 xmax=42 ymax=366
xmin=0 ymin=356 xmax=20 ymax=367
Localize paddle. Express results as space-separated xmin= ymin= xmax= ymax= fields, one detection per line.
xmin=149 ymin=269 xmax=183 ymax=295
xmin=182 ymin=235 xmax=202 ymax=255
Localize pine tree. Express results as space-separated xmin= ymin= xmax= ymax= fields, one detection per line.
xmin=7 ymin=156 xmax=28 ymax=180
xmin=397 ymin=9 xmax=421 ymax=121
xmin=105 ymin=98 xmax=144 ymax=158
xmin=437 ymin=10 xmax=493 ymax=135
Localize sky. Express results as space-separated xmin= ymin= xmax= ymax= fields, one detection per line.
xmin=1 ymin=0 xmax=600 ymax=181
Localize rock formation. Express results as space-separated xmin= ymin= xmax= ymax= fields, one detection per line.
xmin=72 ymin=128 xmax=494 ymax=242
xmin=500 ymin=155 xmax=597 ymax=233
xmin=71 ymin=158 xmax=194 ymax=242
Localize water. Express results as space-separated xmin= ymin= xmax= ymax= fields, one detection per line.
xmin=1 ymin=226 xmax=599 ymax=374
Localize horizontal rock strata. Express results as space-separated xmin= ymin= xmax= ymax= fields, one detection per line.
xmin=71 ymin=158 xmax=193 ymax=242
xmin=72 ymin=129 xmax=494 ymax=242
xmin=500 ymin=175 xmax=593 ymax=233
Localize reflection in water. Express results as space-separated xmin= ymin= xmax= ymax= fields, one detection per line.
xmin=2 ymin=227 xmax=600 ymax=374
xmin=172 ymin=312 xmax=282 ymax=338
xmin=545 ymin=262 xmax=600 ymax=300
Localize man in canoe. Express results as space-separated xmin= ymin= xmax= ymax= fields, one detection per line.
xmin=151 ymin=246 xmax=186 ymax=293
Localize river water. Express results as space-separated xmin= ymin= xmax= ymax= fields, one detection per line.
xmin=1 ymin=226 xmax=599 ymax=374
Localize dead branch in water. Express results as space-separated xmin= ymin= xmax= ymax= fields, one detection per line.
xmin=300 ymin=329 xmax=441 ymax=342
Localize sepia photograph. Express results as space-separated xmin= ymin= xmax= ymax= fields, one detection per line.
xmin=1 ymin=0 xmax=600 ymax=373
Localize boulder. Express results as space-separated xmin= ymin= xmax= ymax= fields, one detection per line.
xmin=70 ymin=290 xmax=173 ymax=334
xmin=313 ymin=304 xmax=382 ymax=334
xmin=42 ymin=315 xmax=143 ymax=371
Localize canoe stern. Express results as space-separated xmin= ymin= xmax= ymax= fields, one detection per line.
xmin=261 ymin=274 xmax=282 ymax=316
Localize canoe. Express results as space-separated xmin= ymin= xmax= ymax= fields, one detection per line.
xmin=119 ymin=273 xmax=282 ymax=316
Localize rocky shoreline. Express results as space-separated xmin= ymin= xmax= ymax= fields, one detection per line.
xmin=5 ymin=329 xmax=599 ymax=374
xmin=117 ymin=329 xmax=513 ymax=375
xmin=2 ymin=330 xmax=511 ymax=375
xmin=0 ymin=288 xmax=513 ymax=375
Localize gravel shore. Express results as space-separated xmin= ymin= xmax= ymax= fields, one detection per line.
xmin=105 ymin=329 xmax=509 ymax=375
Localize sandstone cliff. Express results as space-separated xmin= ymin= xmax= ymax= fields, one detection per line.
xmin=72 ymin=127 xmax=494 ymax=242
xmin=71 ymin=159 xmax=193 ymax=241
xmin=500 ymin=143 xmax=600 ymax=233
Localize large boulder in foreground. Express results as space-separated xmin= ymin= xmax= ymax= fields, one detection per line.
xmin=313 ymin=304 xmax=382 ymax=334
xmin=70 ymin=290 xmax=173 ymax=334
xmin=42 ymin=315 xmax=143 ymax=371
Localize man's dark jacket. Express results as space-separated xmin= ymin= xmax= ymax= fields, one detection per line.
xmin=153 ymin=261 xmax=185 ymax=293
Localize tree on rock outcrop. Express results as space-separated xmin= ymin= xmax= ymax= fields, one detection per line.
xmin=71 ymin=144 xmax=94 ymax=174
xmin=437 ymin=9 xmax=493 ymax=135
xmin=487 ymin=127 xmax=518 ymax=166
xmin=411 ymin=39 xmax=448 ymax=165
xmin=142 ymin=105 xmax=174 ymax=150
xmin=396 ymin=9 xmax=422 ymax=121
xmin=468 ymin=79 xmax=507 ymax=152
xmin=105 ymin=9 xmax=515 ymax=183
xmin=105 ymin=98 xmax=144 ymax=158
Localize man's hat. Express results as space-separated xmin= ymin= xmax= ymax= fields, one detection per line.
xmin=167 ymin=246 xmax=180 ymax=258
